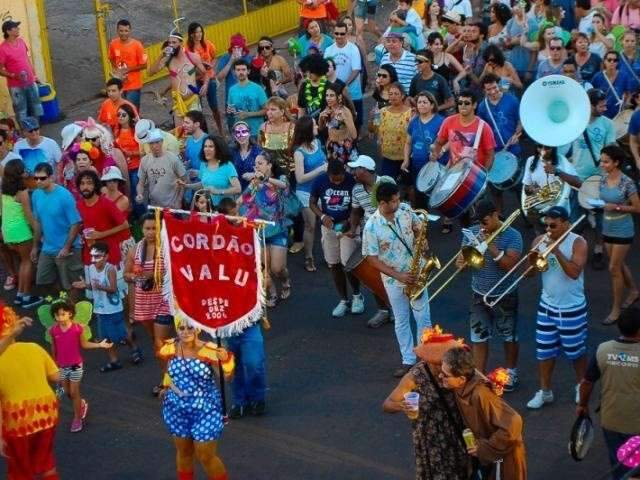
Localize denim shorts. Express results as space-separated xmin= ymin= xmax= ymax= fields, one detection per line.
xmin=469 ymin=291 xmax=518 ymax=343
xmin=354 ymin=0 xmax=378 ymax=18
xmin=98 ymin=311 xmax=127 ymax=343
xmin=155 ymin=314 xmax=174 ymax=326
xmin=10 ymin=84 xmax=43 ymax=119
xmin=265 ymin=232 xmax=288 ymax=248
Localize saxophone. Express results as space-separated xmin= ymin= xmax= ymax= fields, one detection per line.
xmin=404 ymin=209 xmax=441 ymax=306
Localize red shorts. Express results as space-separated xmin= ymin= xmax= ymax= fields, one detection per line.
xmin=5 ymin=426 xmax=57 ymax=479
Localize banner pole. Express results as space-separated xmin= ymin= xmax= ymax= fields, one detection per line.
xmin=147 ymin=206 xmax=275 ymax=226
xmin=216 ymin=336 xmax=228 ymax=422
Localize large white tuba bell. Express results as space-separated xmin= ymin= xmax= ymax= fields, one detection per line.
xmin=519 ymin=75 xmax=590 ymax=147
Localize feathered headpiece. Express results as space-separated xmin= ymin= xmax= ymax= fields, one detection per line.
xmin=414 ymin=325 xmax=466 ymax=364
xmin=0 ymin=303 xmax=20 ymax=339
xmin=76 ymin=117 xmax=114 ymax=153
xmin=169 ymin=17 xmax=184 ymax=40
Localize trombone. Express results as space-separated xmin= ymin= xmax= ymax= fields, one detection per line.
xmin=483 ymin=214 xmax=586 ymax=307
xmin=427 ymin=209 xmax=521 ymax=303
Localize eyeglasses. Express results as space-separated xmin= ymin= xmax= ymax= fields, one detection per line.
xmin=33 ymin=175 xmax=48 ymax=181
xmin=549 ymin=46 xmax=563 ymax=51
xmin=376 ymin=73 xmax=389 ymax=78
xmin=457 ymin=100 xmax=472 ymax=106
xmin=333 ymin=31 xmax=346 ymax=36
xmin=544 ymin=223 xmax=559 ymax=230
xmin=178 ymin=325 xmax=195 ymax=331
xmin=439 ymin=370 xmax=456 ymax=379
xmin=606 ymin=58 xmax=619 ymax=63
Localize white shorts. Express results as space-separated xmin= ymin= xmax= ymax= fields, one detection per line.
xmin=321 ymin=225 xmax=358 ymax=266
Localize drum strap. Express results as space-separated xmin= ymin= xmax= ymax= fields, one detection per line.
xmin=620 ymin=54 xmax=640 ymax=87
xmin=483 ymin=98 xmax=507 ymax=148
xmin=602 ymin=72 xmax=624 ymax=114
xmin=582 ymin=129 xmax=600 ymax=167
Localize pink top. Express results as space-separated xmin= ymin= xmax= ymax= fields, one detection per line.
xmin=612 ymin=4 xmax=640 ymax=29
xmin=50 ymin=323 xmax=83 ymax=367
xmin=0 ymin=38 xmax=35 ymax=88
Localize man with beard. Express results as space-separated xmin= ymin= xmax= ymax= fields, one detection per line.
xmin=75 ymin=170 xmax=129 ymax=273
xmin=148 ymin=29 xmax=208 ymax=126
xmin=227 ymin=59 xmax=268 ymax=138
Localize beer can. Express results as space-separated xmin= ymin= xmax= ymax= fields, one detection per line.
xmin=462 ymin=428 xmax=476 ymax=449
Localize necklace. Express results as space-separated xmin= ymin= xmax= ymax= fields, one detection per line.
xmin=305 ymin=76 xmax=327 ymax=111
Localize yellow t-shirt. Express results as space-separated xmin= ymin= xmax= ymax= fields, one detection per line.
xmin=413 ymin=0 xmax=426 ymax=18
xmin=0 ymin=342 xmax=59 ymax=437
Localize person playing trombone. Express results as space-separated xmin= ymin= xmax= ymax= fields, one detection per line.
xmin=455 ymin=200 xmax=523 ymax=391
xmin=526 ymin=206 xmax=589 ymax=410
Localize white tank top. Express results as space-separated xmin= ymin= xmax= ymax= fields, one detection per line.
xmin=540 ymin=232 xmax=586 ymax=308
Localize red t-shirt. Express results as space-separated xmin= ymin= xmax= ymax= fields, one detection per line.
xmin=436 ymin=115 xmax=496 ymax=168
xmin=76 ymin=196 xmax=127 ymax=265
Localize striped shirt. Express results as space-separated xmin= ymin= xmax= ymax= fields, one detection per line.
xmin=380 ymin=50 xmax=417 ymax=94
xmin=352 ymin=181 xmax=375 ymax=226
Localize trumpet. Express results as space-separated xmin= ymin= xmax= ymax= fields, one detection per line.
xmin=427 ymin=209 xmax=521 ymax=303
xmin=483 ymin=214 xmax=586 ymax=307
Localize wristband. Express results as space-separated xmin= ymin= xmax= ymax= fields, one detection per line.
xmin=321 ymin=214 xmax=326 ymax=222
xmin=492 ymin=250 xmax=505 ymax=262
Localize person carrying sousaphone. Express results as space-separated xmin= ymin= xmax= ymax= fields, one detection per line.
xmin=431 ymin=89 xmax=496 ymax=231
xmin=362 ymin=181 xmax=432 ymax=378
xmin=455 ymin=199 xmax=523 ymax=391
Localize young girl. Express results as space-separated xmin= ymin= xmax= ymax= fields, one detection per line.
xmin=49 ymin=300 xmax=112 ymax=432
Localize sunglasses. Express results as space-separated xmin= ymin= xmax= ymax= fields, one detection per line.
xmin=376 ymin=73 xmax=389 ymax=78
xmin=457 ymin=100 xmax=472 ymax=106
xmin=27 ymin=128 xmax=39 ymax=133
xmin=333 ymin=31 xmax=346 ymax=36
xmin=234 ymin=128 xmax=250 ymax=135
xmin=606 ymin=58 xmax=619 ymax=63
xmin=416 ymin=60 xmax=426 ymax=64
xmin=34 ymin=175 xmax=48 ymax=181
xmin=258 ymin=45 xmax=272 ymax=50
xmin=487 ymin=57 xmax=496 ymax=62
xmin=117 ymin=112 xmax=128 ymax=118
xmin=549 ymin=46 xmax=563 ymax=51
xmin=86 ymin=136 xmax=100 ymax=142
xmin=90 ymin=253 xmax=105 ymax=258
xmin=178 ymin=325 xmax=195 ymax=331
xmin=544 ymin=223 xmax=559 ymax=230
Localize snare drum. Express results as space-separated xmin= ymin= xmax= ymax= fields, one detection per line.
xmin=578 ymin=175 xmax=602 ymax=210
xmin=429 ymin=161 xmax=488 ymax=218
xmin=416 ymin=161 xmax=444 ymax=193
xmin=487 ymin=150 xmax=523 ymax=191
xmin=344 ymin=249 xmax=389 ymax=305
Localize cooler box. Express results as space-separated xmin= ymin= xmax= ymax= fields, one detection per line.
xmin=38 ymin=83 xmax=61 ymax=124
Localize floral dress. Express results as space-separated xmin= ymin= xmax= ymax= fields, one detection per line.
xmin=238 ymin=174 xmax=291 ymax=239
xmin=160 ymin=340 xmax=232 ymax=442
xmin=411 ymin=362 xmax=470 ymax=480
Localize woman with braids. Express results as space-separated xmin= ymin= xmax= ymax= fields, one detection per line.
xmin=598 ymin=144 xmax=640 ymax=325
xmin=441 ymin=347 xmax=527 ymax=480
xmin=159 ymin=317 xmax=234 ymax=480
xmin=123 ymin=213 xmax=173 ymax=396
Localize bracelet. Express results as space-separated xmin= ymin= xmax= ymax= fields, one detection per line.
xmin=493 ymin=250 xmax=505 ymax=262
xmin=320 ymin=214 xmax=326 ymax=222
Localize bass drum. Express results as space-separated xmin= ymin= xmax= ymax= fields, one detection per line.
xmin=578 ymin=175 xmax=602 ymax=210
xmin=429 ymin=161 xmax=488 ymax=218
xmin=416 ymin=161 xmax=444 ymax=193
xmin=487 ymin=150 xmax=523 ymax=191
xmin=344 ymin=249 xmax=389 ymax=305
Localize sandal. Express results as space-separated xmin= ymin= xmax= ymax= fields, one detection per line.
xmin=151 ymin=384 xmax=165 ymax=397
xmin=100 ymin=362 xmax=123 ymax=373
xmin=130 ymin=349 xmax=144 ymax=365
xmin=622 ymin=293 xmax=640 ymax=309
xmin=280 ymin=281 xmax=292 ymax=300
xmin=441 ymin=224 xmax=453 ymax=234
xmin=288 ymin=242 xmax=304 ymax=254
xmin=265 ymin=292 xmax=277 ymax=308
xmin=304 ymin=258 xmax=316 ymax=272
xmin=601 ymin=316 xmax=619 ymax=326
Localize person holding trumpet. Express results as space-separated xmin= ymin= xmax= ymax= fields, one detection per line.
xmin=526 ymin=206 xmax=589 ymax=410
xmin=456 ymin=200 xmax=523 ymax=390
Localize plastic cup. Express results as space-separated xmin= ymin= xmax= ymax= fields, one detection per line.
xmin=83 ymin=228 xmax=95 ymax=247
xmin=404 ymin=391 xmax=420 ymax=419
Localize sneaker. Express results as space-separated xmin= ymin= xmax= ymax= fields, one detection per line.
xmin=249 ymin=401 xmax=266 ymax=416
xmin=503 ymin=370 xmax=519 ymax=392
xmin=351 ymin=294 xmax=365 ymax=314
xmin=393 ymin=364 xmax=412 ymax=378
xmin=13 ymin=295 xmax=23 ymax=306
xmin=332 ymin=300 xmax=349 ymax=317
xmin=526 ymin=389 xmax=554 ymax=409
xmin=591 ymin=251 xmax=605 ymax=270
xmin=229 ymin=404 xmax=245 ymax=419
xmin=367 ymin=309 xmax=391 ymax=328
xmin=3 ymin=276 xmax=16 ymax=291
xmin=80 ymin=399 xmax=89 ymax=420
xmin=575 ymin=384 xmax=580 ymax=405
xmin=70 ymin=419 xmax=83 ymax=433
xmin=21 ymin=296 xmax=44 ymax=309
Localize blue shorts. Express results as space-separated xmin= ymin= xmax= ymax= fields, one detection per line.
xmin=354 ymin=0 xmax=378 ymax=18
xmin=265 ymin=232 xmax=288 ymax=248
xmin=123 ymin=89 xmax=141 ymax=110
xmin=155 ymin=314 xmax=174 ymax=326
xmin=97 ymin=311 xmax=127 ymax=343
xmin=535 ymin=301 xmax=587 ymax=361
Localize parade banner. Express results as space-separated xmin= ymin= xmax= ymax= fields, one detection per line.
xmin=161 ymin=214 xmax=263 ymax=338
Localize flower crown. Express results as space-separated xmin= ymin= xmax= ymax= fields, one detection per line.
xmin=487 ymin=367 xmax=510 ymax=397
xmin=420 ymin=325 xmax=465 ymax=346
xmin=0 ymin=303 xmax=19 ymax=339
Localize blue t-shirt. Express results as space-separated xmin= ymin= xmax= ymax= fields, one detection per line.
xmin=628 ymin=109 xmax=640 ymax=137
xmin=535 ymin=59 xmax=563 ymax=80
xmin=184 ymin=134 xmax=207 ymax=172
xmin=31 ymin=185 xmax=81 ymax=255
xmin=295 ymin=140 xmax=327 ymax=194
xmin=310 ymin=173 xmax=355 ymax=223
xmin=477 ymin=94 xmax=521 ymax=155
xmin=406 ymin=114 xmax=444 ymax=171
xmin=200 ymin=162 xmax=239 ymax=206
xmin=619 ymin=54 xmax=640 ymax=91
xmin=216 ymin=53 xmax=254 ymax=100
xmin=592 ymin=71 xmax=634 ymax=119
xmin=227 ymin=81 xmax=268 ymax=136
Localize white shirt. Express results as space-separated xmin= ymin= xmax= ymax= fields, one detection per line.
xmin=0 ymin=150 xmax=22 ymax=168
xmin=522 ymin=154 xmax=576 ymax=212
xmin=13 ymin=136 xmax=62 ymax=174
xmin=324 ymin=42 xmax=363 ymax=100
xmin=541 ymin=232 xmax=586 ymax=308
xmin=444 ymin=0 xmax=473 ymax=19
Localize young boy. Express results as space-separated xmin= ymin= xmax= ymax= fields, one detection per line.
xmin=49 ymin=300 xmax=112 ymax=432
xmin=72 ymin=242 xmax=127 ymax=373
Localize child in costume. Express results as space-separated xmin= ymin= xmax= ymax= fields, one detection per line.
xmin=159 ymin=317 xmax=234 ymax=480
xmin=72 ymin=242 xmax=128 ymax=372
xmin=47 ymin=299 xmax=112 ymax=432
xmin=0 ymin=303 xmax=61 ymax=480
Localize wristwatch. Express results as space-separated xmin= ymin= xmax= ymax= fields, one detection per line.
xmin=493 ymin=250 xmax=505 ymax=262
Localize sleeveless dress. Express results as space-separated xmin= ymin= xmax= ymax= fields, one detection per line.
xmin=411 ymin=362 xmax=470 ymax=480
xmin=1 ymin=193 xmax=32 ymax=244
xmin=132 ymin=241 xmax=170 ymax=322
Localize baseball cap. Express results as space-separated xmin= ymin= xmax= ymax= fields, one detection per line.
xmin=2 ymin=21 xmax=20 ymax=34
xmin=347 ymin=155 xmax=376 ymax=171
xmin=473 ymin=199 xmax=497 ymax=221
xmin=545 ymin=206 xmax=569 ymax=220
xmin=20 ymin=116 xmax=39 ymax=132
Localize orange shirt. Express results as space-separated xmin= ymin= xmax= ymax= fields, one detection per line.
xmin=299 ymin=0 xmax=327 ymax=19
xmin=108 ymin=38 xmax=147 ymax=91
xmin=97 ymin=98 xmax=139 ymax=132
xmin=114 ymin=126 xmax=141 ymax=171
xmin=189 ymin=40 xmax=216 ymax=80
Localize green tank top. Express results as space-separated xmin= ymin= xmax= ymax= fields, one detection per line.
xmin=1 ymin=193 xmax=33 ymax=243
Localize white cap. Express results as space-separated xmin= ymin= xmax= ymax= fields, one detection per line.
xmin=347 ymin=155 xmax=376 ymax=171
xmin=101 ymin=166 xmax=125 ymax=182
xmin=134 ymin=119 xmax=156 ymax=144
